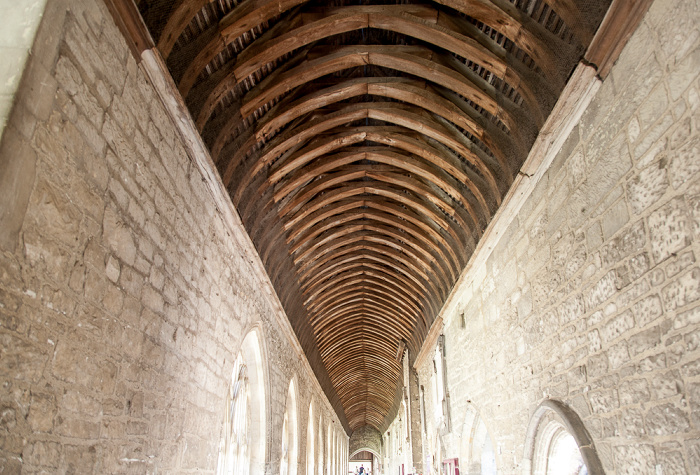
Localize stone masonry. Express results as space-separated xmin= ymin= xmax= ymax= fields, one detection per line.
xmin=387 ymin=1 xmax=700 ymax=474
xmin=0 ymin=0 xmax=347 ymax=473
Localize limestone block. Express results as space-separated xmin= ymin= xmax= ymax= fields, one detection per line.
xmin=600 ymin=219 xmax=646 ymax=268
xmin=637 ymin=85 xmax=670 ymax=134
xmin=584 ymin=271 xmax=617 ymax=311
xmin=646 ymin=403 xmax=690 ymax=435
xmin=602 ymin=310 xmax=635 ymax=343
xmin=0 ymin=333 xmax=47 ymax=383
xmin=628 ymin=325 xmax=664 ymax=357
xmin=619 ymin=408 xmax=645 ymax=438
xmin=26 ymin=392 xmax=56 ymax=433
xmin=668 ymin=45 xmax=700 ymax=102
xmin=602 ymin=199 xmax=630 ymax=240
xmin=666 ymin=250 xmax=696 ymax=279
xmin=628 ymin=160 xmax=669 ymax=215
xmin=638 ymin=353 xmax=666 ymax=373
xmin=670 ymin=117 xmax=692 ymax=151
xmin=608 ymin=340 xmax=631 ymax=369
xmin=613 ymin=444 xmax=656 ymax=475
xmin=649 ymin=197 xmax=692 ymax=263
xmin=633 ymin=294 xmax=663 ymax=327
xmin=64 ymin=445 xmax=97 ymax=473
xmin=651 ymin=370 xmax=683 ymax=400
xmin=557 ymin=242 xmax=582 ymax=277
xmin=22 ymin=440 xmax=62 ymax=468
xmin=589 ymin=388 xmax=619 ymax=413
xmin=655 ymin=447 xmax=688 ymax=475
xmin=675 ymin=304 xmax=700 ymax=329
xmin=635 ymin=113 xmax=674 ymax=160
xmin=669 ymin=136 xmax=700 ymax=189
xmin=661 ymin=267 xmax=700 ymax=311
xmin=569 ymin=135 xmax=633 ymax=229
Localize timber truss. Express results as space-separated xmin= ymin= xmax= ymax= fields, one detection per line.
xmin=109 ymin=0 xmax=650 ymax=431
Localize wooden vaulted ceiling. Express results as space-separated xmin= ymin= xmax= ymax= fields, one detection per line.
xmin=131 ymin=0 xmax=616 ymax=431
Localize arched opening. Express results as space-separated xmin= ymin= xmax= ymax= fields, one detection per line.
xmin=307 ymin=403 xmax=315 ymax=475
xmin=216 ymin=328 xmax=267 ymax=475
xmin=327 ymin=422 xmax=332 ymax=475
xmin=523 ymin=400 xmax=603 ymax=475
xmin=317 ymin=415 xmax=324 ymax=475
xmin=281 ymin=378 xmax=299 ymax=475
xmin=349 ymin=449 xmax=380 ymax=475
xmin=459 ymin=404 xmax=496 ymax=475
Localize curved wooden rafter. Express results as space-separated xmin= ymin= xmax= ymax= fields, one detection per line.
xmin=136 ymin=0 xmax=614 ymax=432
xmin=228 ymin=105 xmax=501 ymax=211
xmin=289 ymin=209 xmax=461 ymax=279
xmin=230 ymin=6 xmax=553 ymax=99
xmin=304 ymin=266 xmax=422 ymax=320
xmin=292 ymin=227 xmax=452 ymax=294
xmin=311 ymin=291 xmax=421 ymax=334
xmin=174 ymin=0 xmax=310 ymax=95
xmin=292 ymin=221 xmax=453 ymax=281
xmin=296 ymin=254 xmax=440 ymax=317
xmin=238 ymin=45 xmax=529 ymax=126
xmin=213 ymin=76 xmax=523 ymax=164
xmin=263 ymin=127 xmax=495 ymax=216
xmin=290 ymin=206 xmax=459 ymax=265
xmin=297 ymin=245 xmax=436 ymax=307
xmin=276 ymin=163 xmax=476 ymax=234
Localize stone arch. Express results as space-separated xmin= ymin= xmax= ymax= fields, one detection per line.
xmin=327 ymin=421 xmax=332 ymax=475
xmin=459 ymin=403 xmax=496 ymax=475
xmin=241 ymin=327 xmax=268 ymax=474
xmin=216 ymin=327 xmax=267 ymax=475
xmin=307 ymin=401 xmax=315 ymax=475
xmin=317 ymin=414 xmax=324 ymax=475
xmin=281 ymin=376 xmax=299 ymax=475
xmin=349 ymin=425 xmax=383 ymax=461
xmin=522 ymin=399 xmax=603 ymax=475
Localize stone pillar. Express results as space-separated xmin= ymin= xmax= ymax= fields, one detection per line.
xmin=405 ymin=350 xmax=424 ymax=474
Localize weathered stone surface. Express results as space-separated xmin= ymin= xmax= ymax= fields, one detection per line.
xmin=649 ymin=197 xmax=692 ymax=264
xmin=645 ymin=404 xmax=690 ymax=435
xmin=0 ymin=1 xmax=350 ymax=473
xmin=613 ymin=444 xmax=656 ymax=475
xmin=662 ymin=268 xmax=700 ymax=311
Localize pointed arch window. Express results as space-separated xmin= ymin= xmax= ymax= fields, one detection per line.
xmin=218 ymin=355 xmax=250 ymax=475
xmin=307 ymin=403 xmax=315 ymax=475
xmin=524 ymin=400 xmax=603 ymax=475
xmin=281 ymin=379 xmax=298 ymax=475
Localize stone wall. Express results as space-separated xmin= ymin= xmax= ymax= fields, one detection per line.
xmin=0 ymin=0 xmax=347 ymax=473
xmin=386 ymin=0 xmax=700 ymax=474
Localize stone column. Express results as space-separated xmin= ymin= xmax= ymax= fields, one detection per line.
xmin=404 ymin=350 xmax=424 ymax=474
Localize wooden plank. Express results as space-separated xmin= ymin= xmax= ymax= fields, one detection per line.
xmin=103 ymin=0 xmax=154 ymax=60
xmin=178 ymin=0 xmax=309 ymax=96
xmin=239 ymin=45 xmax=518 ymax=123
xmin=156 ymin=0 xmax=208 ymax=58
xmin=432 ymin=0 xmax=564 ymax=69
xmin=584 ymin=0 xmax=654 ymax=79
